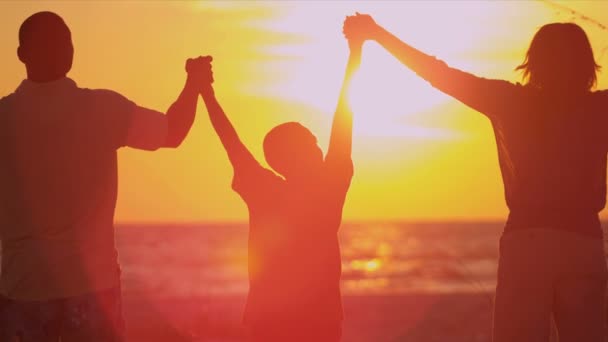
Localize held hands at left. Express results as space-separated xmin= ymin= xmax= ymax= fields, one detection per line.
xmin=185 ymin=55 xmax=214 ymax=93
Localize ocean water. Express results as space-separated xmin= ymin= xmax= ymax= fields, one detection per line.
xmin=116 ymin=222 xmax=608 ymax=298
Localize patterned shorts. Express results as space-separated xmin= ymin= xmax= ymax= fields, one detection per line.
xmin=0 ymin=287 xmax=125 ymax=342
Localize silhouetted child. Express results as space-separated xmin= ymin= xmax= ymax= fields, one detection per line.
xmin=345 ymin=13 xmax=608 ymax=342
xmin=198 ymin=38 xmax=362 ymax=342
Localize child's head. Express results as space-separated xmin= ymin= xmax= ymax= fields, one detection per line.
xmin=263 ymin=122 xmax=323 ymax=179
xmin=516 ymin=22 xmax=600 ymax=92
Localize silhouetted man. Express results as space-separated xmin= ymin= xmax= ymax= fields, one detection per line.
xmin=199 ymin=31 xmax=361 ymax=342
xmin=0 ymin=11 xmax=206 ymax=341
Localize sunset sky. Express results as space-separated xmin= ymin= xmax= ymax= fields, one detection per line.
xmin=1 ymin=1 xmax=608 ymax=223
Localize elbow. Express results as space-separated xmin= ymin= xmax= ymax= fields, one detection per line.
xmin=163 ymin=135 xmax=185 ymax=149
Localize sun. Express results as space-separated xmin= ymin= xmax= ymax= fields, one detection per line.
xmin=244 ymin=3 xmax=456 ymax=140
xmin=238 ymin=0 xmax=539 ymax=173
xmin=348 ymin=42 xmax=450 ymax=138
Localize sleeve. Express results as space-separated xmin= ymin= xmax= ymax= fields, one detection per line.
xmin=89 ymin=89 xmax=136 ymax=149
xmin=413 ymin=54 xmax=522 ymax=119
xmin=231 ymin=158 xmax=281 ymax=204
xmin=125 ymin=106 xmax=168 ymax=151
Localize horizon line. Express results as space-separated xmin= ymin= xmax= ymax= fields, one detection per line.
xmin=115 ymin=218 xmax=508 ymax=226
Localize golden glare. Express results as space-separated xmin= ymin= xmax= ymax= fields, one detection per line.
xmin=351 ymin=258 xmax=382 ymax=273
xmin=1 ymin=1 xmax=608 ymax=222
xmin=364 ymin=259 xmax=381 ymax=272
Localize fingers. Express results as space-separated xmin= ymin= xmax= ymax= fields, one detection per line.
xmin=186 ymin=55 xmax=213 ymax=71
xmin=185 ymin=55 xmax=214 ymax=84
xmin=342 ymin=16 xmax=358 ymax=40
xmin=342 ymin=12 xmax=377 ymax=43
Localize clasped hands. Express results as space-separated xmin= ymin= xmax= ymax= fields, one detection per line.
xmin=343 ymin=12 xmax=379 ymax=49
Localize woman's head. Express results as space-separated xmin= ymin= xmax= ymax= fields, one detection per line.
xmin=263 ymin=122 xmax=323 ymax=179
xmin=516 ymin=22 xmax=600 ymax=92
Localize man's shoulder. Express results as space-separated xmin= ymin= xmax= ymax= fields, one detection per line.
xmin=0 ymin=93 xmax=14 ymax=106
xmin=76 ymin=87 xmax=131 ymax=102
xmin=0 ymin=94 xmax=16 ymax=134
xmin=0 ymin=93 xmax=16 ymax=115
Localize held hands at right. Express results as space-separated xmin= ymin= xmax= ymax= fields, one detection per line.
xmin=344 ymin=17 xmax=364 ymax=55
xmin=343 ymin=12 xmax=380 ymax=43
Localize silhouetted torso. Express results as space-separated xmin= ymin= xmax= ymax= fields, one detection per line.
xmin=0 ymin=78 xmax=134 ymax=300
xmin=494 ymin=89 xmax=607 ymax=236
xmin=232 ymin=157 xmax=353 ymax=325
xmin=415 ymin=55 xmax=608 ymax=238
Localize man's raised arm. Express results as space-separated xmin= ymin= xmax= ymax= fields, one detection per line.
xmin=163 ymin=69 xmax=200 ymax=148
xmin=125 ymin=56 xmax=206 ymax=151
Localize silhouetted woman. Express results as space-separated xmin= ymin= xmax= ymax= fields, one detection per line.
xmin=345 ymin=14 xmax=608 ymax=342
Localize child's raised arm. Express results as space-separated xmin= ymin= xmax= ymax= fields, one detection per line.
xmin=326 ymin=34 xmax=362 ymax=166
xmin=197 ymin=59 xmax=259 ymax=171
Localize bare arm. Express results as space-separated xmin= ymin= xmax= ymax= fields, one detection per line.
xmin=124 ymin=56 xmax=207 ymax=151
xmin=327 ymin=40 xmax=362 ymax=163
xmin=197 ymin=61 xmax=257 ymax=169
xmin=345 ymin=16 xmax=442 ymax=83
xmin=344 ymin=14 xmax=519 ymax=117
xmin=163 ymin=76 xmax=199 ymax=148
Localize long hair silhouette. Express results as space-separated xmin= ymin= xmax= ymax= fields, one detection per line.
xmin=516 ymin=22 xmax=600 ymax=92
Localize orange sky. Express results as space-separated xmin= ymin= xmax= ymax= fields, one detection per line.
xmin=1 ymin=1 xmax=608 ymax=223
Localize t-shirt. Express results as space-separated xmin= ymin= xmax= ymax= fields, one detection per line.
xmin=0 ymin=77 xmax=167 ymax=300
xmin=411 ymin=53 xmax=608 ymax=238
xmin=232 ymin=152 xmax=353 ymax=325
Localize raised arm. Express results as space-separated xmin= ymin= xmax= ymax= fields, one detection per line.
xmin=163 ymin=70 xmax=200 ymax=148
xmin=124 ymin=56 xmax=205 ymax=151
xmin=326 ymin=35 xmax=362 ymax=164
xmin=343 ymin=13 xmax=519 ymax=117
xmin=197 ymin=59 xmax=258 ymax=170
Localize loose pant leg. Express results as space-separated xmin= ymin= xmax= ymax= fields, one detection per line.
xmin=553 ymin=232 xmax=607 ymax=342
xmin=492 ymin=230 xmax=554 ymax=342
xmin=60 ymin=287 xmax=126 ymax=342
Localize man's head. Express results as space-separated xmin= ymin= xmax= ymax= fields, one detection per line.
xmin=516 ymin=22 xmax=600 ymax=92
xmin=18 ymin=12 xmax=73 ymax=82
xmin=263 ymin=122 xmax=324 ymax=180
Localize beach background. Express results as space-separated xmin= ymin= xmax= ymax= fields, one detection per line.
xmin=116 ymin=222 xmax=608 ymax=342
xmin=2 ymin=1 xmax=608 ymax=341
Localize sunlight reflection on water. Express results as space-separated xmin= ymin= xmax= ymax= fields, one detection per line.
xmin=115 ymin=222 xmax=515 ymax=297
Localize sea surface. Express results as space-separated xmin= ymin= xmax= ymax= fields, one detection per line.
xmin=116 ymin=222 xmax=608 ymax=298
